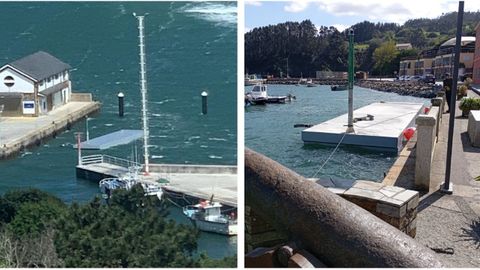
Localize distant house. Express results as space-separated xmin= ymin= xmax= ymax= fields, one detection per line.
xmin=473 ymin=22 xmax=480 ymax=84
xmin=0 ymin=51 xmax=71 ymax=117
xmin=395 ymin=43 xmax=413 ymax=51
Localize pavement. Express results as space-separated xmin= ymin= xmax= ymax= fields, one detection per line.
xmin=414 ymin=89 xmax=480 ymax=267
xmin=0 ymin=102 xmax=96 ymax=147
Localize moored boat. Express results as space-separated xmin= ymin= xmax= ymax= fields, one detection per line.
xmin=331 ymin=85 xmax=348 ymax=91
xmin=183 ymin=200 xmax=237 ymax=236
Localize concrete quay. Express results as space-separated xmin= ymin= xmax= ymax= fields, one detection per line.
xmin=302 ymin=102 xmax=424 ymax=151
xmin=0 ymin=99 xmax=100 ymax=159
xmin=76 ymin=160 xmax=237 ymax=208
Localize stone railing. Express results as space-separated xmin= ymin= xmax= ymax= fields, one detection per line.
xmin=245 ymin=148 xmax=447 ymax=267
xmin=414 ymin=97 xmax=443 ymax=190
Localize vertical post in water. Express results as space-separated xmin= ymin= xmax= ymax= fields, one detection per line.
xmin=118 ymin=92 xmax=124 ymax=117
xmin=442 ymin=1 xmax=464 ymax=194
xmin=76 ymin=132 xmax=82 ymax=166
xmin=347 ymin=28 xmax=355 ymax=133
xmin=134 ymin=13 xmax=150 ymax=174
xmin=201 ymin=91 xmax=208 ymax=115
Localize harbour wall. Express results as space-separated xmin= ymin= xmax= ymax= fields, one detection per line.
xmin=0 ymin=94 xmax=100 ymax=159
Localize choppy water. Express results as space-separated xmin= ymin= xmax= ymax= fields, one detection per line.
xmin=0 ymin=2 xmax=237 ymax=259
xmin=245 ymin=84 xmax=428 ymax=183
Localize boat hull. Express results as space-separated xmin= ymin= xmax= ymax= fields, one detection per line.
xmin=193 ymin=219 xmax=237 ymax=236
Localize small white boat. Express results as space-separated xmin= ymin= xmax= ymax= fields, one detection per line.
xmin=183 ymin=200 xmax=237 ymax=236
xmin=99 ymin=166 xmax=165 ymax=200
xmin=245 ymin=84 xmax=288 ymax=105
xmin=306 ymin=79 xmax=317 ymax=87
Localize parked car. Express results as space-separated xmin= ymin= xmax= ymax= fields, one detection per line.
xmin=421 ymin=74 xmax=435 ymax=84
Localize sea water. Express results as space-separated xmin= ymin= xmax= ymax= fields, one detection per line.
xmin=245 ymin=84 xmax=428 ymax=182
xmin=0 ymin=2 xmax=237 ymax=259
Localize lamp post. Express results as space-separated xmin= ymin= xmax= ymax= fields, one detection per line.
xmin=85 ymin=116 xmax=92 ymax=141
xmin=442 ymin=0 xmax=464 ymax=194
xmin=0 ymin=105 xmax=3 ymax=147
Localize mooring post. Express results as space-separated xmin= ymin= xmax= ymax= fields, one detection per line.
xmin=118 ymin=92 xmax=124 ymax=117
xmin=201 ymin=91 xmax=208 ymax=115
xmin=245 ymin=148 xmax=447 ymax=267
xmin=347 ymin=28 xmax=355 ymax=133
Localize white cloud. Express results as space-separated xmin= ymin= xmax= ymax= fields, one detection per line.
xmin=245 ymin=0 xmax=263 ymax=7
xmin=312 ymin=0 xmax=477 ymax=24
xmin=284 ymin=1 xmax=310 ymax=13
xmin=245 ymin=27 xmax=251 ymax=33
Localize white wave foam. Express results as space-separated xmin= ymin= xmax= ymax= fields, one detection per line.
xmin=180 ymin=2 xmax=236 ymax=27
xmin=152 ymin=155 xmax=164 ymax=159
xmin=208 ymin=155 xmax=223 ymax=159
xmin=200 ymin=145 xmax=208 ymax=148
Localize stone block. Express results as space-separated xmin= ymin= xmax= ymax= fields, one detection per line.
xmin=344 ymin=187 xmax=385 ymax=201
xmin=379 ymin=187 xmax=401 ymax=198
xmin=380 ymin=196 xmax=405 ymax=207
xmin=393 ymin=190 xmax=418 ymax=203
xmin=406 ymin=194 xmax=419 ymax=211
xmin=376 ymin=202 xmax=406 ymax=218
xmin=416 ymin=115 xmax=436 ymax=126
xmin=431 ymin=97 xmax=443 ymax=107
xmin=352 ymin=180 xmax=383 ymax=191
xmin=342 ymin=196 xmax=378 ymax=213
xmin=468 ymin=110 xmax=480 ymax=147
xmin=382 ymin=185 xmax=405 ymax=194
xmin=245 ymin=247 xmax=276 ymax=268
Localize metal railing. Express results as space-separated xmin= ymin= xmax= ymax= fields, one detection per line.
xmin=81 ymin=154 xmax=141 ymax=168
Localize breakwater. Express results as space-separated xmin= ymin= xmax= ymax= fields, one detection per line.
xmin=356 ymin=80 xmax=441 ymax=98
xmin=266 ymin=78 xmax=348 ymax=85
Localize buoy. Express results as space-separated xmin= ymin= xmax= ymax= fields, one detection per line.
xmin=118 ymin=92 xmax=124 ymax=117
xmin=403 ymin=127 xmax=416 ymax=140
xmin=201 ymin=91 xmax=208 ymax=115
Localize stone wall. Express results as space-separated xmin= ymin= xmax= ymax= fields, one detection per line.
xmin=329 ymin=180 xmax=419 ymax=237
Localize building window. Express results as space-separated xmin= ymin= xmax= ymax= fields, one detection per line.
xmin=47 ymin=77 xmax=51 ymax=83
xmin=3 ymin=76 xmax=14 ymax=87
xmin=55 ymin=74 xmax=59 ymax=80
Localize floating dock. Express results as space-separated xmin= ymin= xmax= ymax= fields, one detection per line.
xmin=0 ymin=98 xmax=100 ymax=159
xmin=76 ymin=155 xmax=237 ymax=207
xmin=74 ymin=129 xmax=143 ymax=150
xmin=302 ymin=102 xmax=424 ymax=151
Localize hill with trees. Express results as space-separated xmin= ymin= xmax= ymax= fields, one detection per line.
xmin=0 ymin=188 xmax=236 ymax=268
xmin=245 ymin=11 xmax=480 ymax=77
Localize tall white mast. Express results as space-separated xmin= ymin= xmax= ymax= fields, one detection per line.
xmin=134 ymin=13 xmax=150 ymax=174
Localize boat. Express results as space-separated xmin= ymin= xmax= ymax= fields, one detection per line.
xmin=331 ymin=85 xmax=348 ymax=91
xmin=245 ymin=74 xmax=266 ymax=86
xmin=245 ymin=84 xmax=289 ymax=105
xmin=306 ymin=79 xmax=317 ymax=87
xmin=245 ymin=84 xmax=268 ymax=105
xmin=99 ymin=165 xmax=165 ymax=200
xmin=183 ymin=199 xmax=237 ymax=236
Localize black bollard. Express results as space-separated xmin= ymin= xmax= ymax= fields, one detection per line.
xmin=201 ymin=91 xmax=208 ymax=115
xmin=118 ymin=92 xmax=124 ymax=117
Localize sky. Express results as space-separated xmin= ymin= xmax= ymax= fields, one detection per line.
xmin=245 ymin=0 xmax=480 ymax=33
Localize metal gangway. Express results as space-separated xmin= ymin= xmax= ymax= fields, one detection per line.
xmin=76 ymin=154 xmax=142 ymax=180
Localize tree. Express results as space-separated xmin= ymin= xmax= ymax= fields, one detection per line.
xmin=373 ymin=41 xmax=399 ymax=76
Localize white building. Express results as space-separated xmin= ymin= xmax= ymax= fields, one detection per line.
xmin=0 ymin=51 xmax=72 ymax=116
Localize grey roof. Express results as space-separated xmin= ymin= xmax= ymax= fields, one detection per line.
xmin=8 ymin=51 xmax=71 ymax=81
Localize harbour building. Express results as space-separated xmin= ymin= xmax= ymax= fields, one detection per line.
xmin=399 ymin=36 xmax=475 ymax=80
xmin=473 ymin=22 xmax=480 ymax=84
xmin=0 ymin=51 xmax=72 ymax=116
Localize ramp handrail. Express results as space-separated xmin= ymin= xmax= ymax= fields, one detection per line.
xmin=245 ymin=148 xmax=447 ymax=268
xmin=81 ymin=154 xmax=141 ymax=168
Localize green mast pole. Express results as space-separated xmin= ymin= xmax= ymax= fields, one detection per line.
xmin=347 ymin=28 xmax=355 ymax=133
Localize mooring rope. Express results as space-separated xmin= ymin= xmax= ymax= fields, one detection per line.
xmin=311 ymin=131 xmax=348 ymax=178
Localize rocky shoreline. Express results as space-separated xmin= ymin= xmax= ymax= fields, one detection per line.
xmin=355 ymin=80 xmax=441 ymax=98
